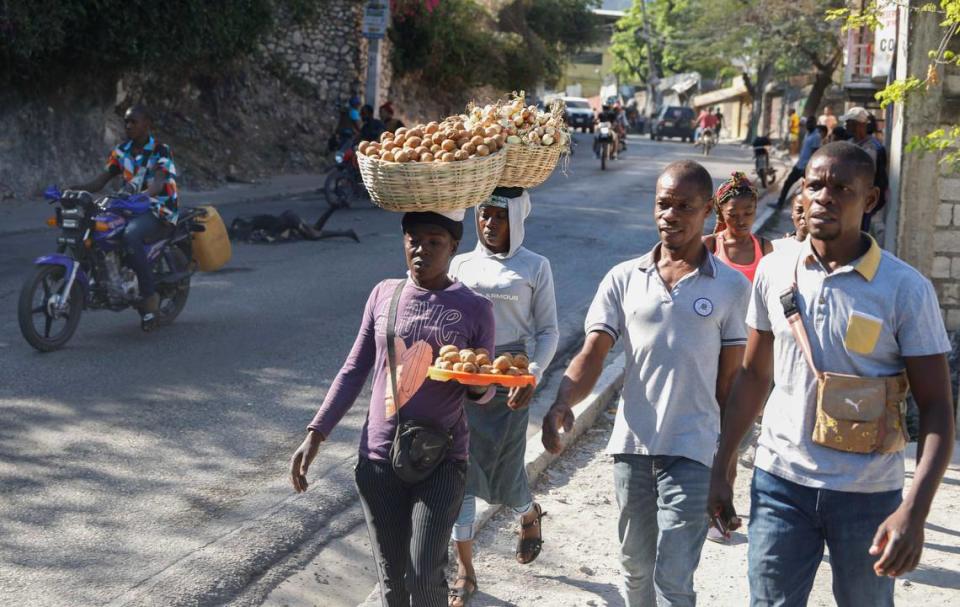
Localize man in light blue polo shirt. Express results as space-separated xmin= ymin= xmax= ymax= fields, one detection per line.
xmin=772 ymin=115 xmax=821 ymax=208
xmin=543 ymin=160 xmax=751 ymax=606
xmin=709 ymin=142 xmax=955 ymax=607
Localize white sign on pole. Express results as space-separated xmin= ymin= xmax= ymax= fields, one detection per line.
xmin=872 ymin=3 xmax=898 ymax=79
xmin=363 ymin=2 xmax=388 ymax=39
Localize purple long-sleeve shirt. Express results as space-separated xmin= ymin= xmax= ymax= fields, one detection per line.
xmin=308 ymin=279 xmax=496 ymax=461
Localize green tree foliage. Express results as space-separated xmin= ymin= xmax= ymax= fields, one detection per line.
xmin=0 ymin=0 xmax=280 ymax=87
xmin=388 ymin=0 xmax=504 ymax=91
xmin=506 ymin=0 xmax=605 ymax=84
xmin=611 ymin=0 xmax=843 ymax=139
xmin=388 ymin=0 xmax=603 ymax=91
xmin=610 ymin=0 xmax=718 ymax=86
xmin=830 ymin=0 xmax=960 ymax=171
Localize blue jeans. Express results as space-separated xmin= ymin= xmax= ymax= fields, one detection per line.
xmin=122 ymin=212 xmax=168 ymax=299
xmin=748 ymin=468 xmax=902 ymax=607
xmin=613 ymin=454 xmax=711 ymax=607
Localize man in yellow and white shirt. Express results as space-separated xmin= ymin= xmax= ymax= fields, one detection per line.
xmin=709 ymin=142 xmax=954 ymax=607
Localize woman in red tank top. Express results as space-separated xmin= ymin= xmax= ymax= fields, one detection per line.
xmin=703 ymin=172 xmax=773 ymax=282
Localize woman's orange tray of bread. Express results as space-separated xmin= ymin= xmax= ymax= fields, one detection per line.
xmin=427 ymin=346 xmax=536 ymax=388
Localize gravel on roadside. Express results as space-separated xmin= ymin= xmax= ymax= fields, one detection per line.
xmin=459 ymin=406 xmax=960 ymax=607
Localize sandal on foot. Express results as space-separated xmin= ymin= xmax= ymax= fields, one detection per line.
xmin=448 ymin=575 xmax=478 ymax=607
xmin=516 ymin=503 xmax=547 ymax=565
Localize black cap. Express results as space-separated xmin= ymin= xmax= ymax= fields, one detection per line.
xmin=401 ymin=211 xmax=464 ymax=241
xmin=491 ymin=186 xmax=524 ymax=199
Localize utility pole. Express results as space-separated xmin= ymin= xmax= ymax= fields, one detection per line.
xmin=639 ymin=0 xmax=658 ymax=116
xmin=363 ymin=1 xmax=389 ymax=108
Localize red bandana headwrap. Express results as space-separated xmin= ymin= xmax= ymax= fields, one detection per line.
xmin=713 ymin=172 xmax=759 ymax=233
xmin=715 ymin=171 xmax=758 ymax=205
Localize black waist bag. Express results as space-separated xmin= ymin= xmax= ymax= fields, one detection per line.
xmin=385 ymin=280 xmax=454 ymax=484
xmin=389 ymin=420 xmax=453 ymax=484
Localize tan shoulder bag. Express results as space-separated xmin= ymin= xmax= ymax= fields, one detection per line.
xmin=779 ymin=257 xmax=909 ymax=454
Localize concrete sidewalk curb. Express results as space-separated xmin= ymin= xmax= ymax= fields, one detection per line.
xmin=753 ymin=153 xmax=794 ymax=235
xmin=357 ymin=354 xmax=626 ymax=607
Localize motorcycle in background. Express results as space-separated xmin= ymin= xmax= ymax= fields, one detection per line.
xmin=18 ymin=187 xmax=204 ymax=352
xmin=596 ymin=122 xmax=615 ymax=171
xmin=324 ymin=145 xmax=366 ymax=209
xmin=752 ymin=136 xmax=776 ymax=187
xmin=697 ymin=128 xmax=717 ymax=156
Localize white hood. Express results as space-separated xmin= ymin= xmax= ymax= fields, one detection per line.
xmin=473 ymin=190 xmax=531 ymax=260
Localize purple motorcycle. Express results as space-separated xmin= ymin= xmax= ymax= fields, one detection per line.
xmin=17 ymin=187 xmax=205 ymax=352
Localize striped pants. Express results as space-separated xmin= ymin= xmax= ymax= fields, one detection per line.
xmin=355 ymin=456 xmax=467 ymax=607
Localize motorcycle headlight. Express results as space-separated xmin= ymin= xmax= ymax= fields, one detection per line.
xmin=335 ymin=152 xmax=345 ymax=164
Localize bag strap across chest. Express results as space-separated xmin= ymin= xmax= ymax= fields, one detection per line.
xmin=779 ymin=253 xmax=821 ymax=378
xmin=386 ymin=280 xmax=406 ymax=440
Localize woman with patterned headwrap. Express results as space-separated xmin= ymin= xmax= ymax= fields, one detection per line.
xmin=703 ymin=172 xmax=773 ymax=283
xmin=703 ymin=173 xmax=773 ymax=544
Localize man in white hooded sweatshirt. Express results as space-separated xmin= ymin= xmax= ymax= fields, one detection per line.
xmin=447 ymin=187 xmax=560 ymax=606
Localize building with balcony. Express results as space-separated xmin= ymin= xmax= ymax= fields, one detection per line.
xmin=552 ymin=0 xmax=630 ymax=100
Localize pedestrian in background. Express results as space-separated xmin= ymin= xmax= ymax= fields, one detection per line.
xmin=359 ymin=104 xmax=387 ymax=143
xmin=703 ymin=172 xmax=773 ymax=542
xmin=380 ymin=101 xmax=405 ymax=133
xmin=771 ymin=116 xmax=821 ymax=209
xmin=842 ymin=106 xmax=889 ymax=232
xmin=771 ymin=192 xmax=809 ymax=253
xmin=788 ymin=109 xmax=800 ymax=155
xmin=817 ymin=105 xmax=837 ymax=134
xmin=704 ymin=172 xmax=773 ymax=284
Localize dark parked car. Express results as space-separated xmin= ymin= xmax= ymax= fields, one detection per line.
xmin=563 ymin=97 xmax=596 ymax=133
xmin=650 ymin=106 xmax=696 ymax=142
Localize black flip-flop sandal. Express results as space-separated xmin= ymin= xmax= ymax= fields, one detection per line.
xmin=448 ymin=575 xmax=478 ymax=607
xmin=516 ymin=503 xmax=547 ymax=565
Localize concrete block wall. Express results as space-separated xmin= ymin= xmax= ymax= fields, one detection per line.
xmin=932 ymin=177 xmax=960 ymax=330
xmin=259 ymin=0 xmax=369 ymax=110
xmin=894 ymin=11 xmax=960 ymax=419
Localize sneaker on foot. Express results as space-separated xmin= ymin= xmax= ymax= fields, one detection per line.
xmin=140 ymin=293 xmax=159 ymax=332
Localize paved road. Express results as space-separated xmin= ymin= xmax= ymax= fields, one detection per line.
xmin=0 ymin=134 xmax=756 ymax=606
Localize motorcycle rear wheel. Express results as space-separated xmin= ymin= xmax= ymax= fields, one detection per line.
xmin=601 ymin=143 xmax=608 ymax=170
xmin=18 ymin=265 xmax=83 ymax=352
xmin=154 ymin=248 xmax=191 ymax=326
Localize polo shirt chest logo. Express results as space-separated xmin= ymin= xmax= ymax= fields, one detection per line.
xmin=694 ymin=297 xmax=714 ymax=317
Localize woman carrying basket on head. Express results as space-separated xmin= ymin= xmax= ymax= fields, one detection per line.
xmin=447 ymin=187 xmax=560 ymax=606
xmin=289 ymin=209 xmax=495 ymax=607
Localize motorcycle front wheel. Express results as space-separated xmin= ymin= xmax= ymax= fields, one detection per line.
xmin=18 ymin=265 xmax=83 ymax=352
xmin=601 ymin=143 xmax=608 ymax=170
xmin=324 ymin=167 xmax=353 ymax=210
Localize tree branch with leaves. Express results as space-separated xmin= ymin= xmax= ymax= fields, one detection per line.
xmin=828 ymin=0 xmax=960 ymax=170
